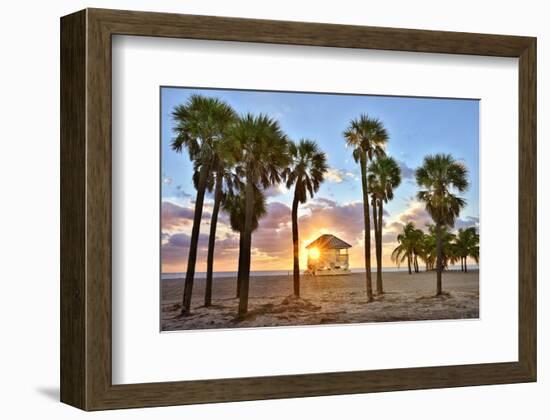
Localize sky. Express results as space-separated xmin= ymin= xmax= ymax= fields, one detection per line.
xmin=160 ymin=87 xmax=479 ymax=273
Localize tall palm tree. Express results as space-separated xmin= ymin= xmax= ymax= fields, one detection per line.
xmin=171 ymin=95 xmax=237 ymax=315
xmin=229 ymin=114 xmax=290 ymax=317
xmin=203 ymin=146 xmax=239 ymax=307
xmin=416 ymin=154 xmax=469 ymax=295
xmin=222 ymin=187 xmax=267 ymax=298
xmin=284 ymin=139 xmax=328 ymax=297
xmin=343 ymin=115 xmax=388 ymax=301
xmin=391 ymin=222 xmax=422 ymax=274
xmin=368 ymin=156 xmax=401 ymax=293
xmin=453 ymin=227 xmax=479 ymax=272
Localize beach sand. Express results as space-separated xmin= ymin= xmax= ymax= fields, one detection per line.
xmin=161 ymin=270 xmax=479 ymax=331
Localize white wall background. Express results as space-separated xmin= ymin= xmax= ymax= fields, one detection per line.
xmin=0 ymin=0 xmax=546 ymax=418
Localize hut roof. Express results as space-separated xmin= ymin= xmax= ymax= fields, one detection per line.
xmin=305 ymin=234 xmax=352 ymax=250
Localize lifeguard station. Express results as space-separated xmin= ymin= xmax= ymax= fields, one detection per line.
xmin=305 ymin=234 xmax=352 ymax=275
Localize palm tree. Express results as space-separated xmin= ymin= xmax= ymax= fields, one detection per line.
xmin=203 ymin=146 xmax=239 ymax=307
xmin=411 ymin=228 xmax=425 ymax=273
xmin=419 ymin=230 xmax=436 ymax=271
xmin=171 ymin=95 xmax=237 ymax=315
xmin=222 ymin=187 xmax=267 ymax=298
xmin=368 ymin=156 xmax=401 ymax=293
xmin=468 ymin=233 xmax=480 ymax=270
xmin=391 ymin=222 xmax=422 ymax=274
xmin=283 ymin=139 xmax=328 ymax=297
xmin=453 ymin=227 xmax=479 ymax=272
xmin=421 ymin=224 xmax=458 ymax=271
xmin=229 ymin=114 xmax=290 ymax=317
xmin=416 ymin=154 xmax=469 ymax=295
xmin=440 ymin=227 xmax=459 ymax=269
xmin=343 ymin=115 xmax=388 ymax=301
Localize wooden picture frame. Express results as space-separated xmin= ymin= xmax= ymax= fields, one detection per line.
xmin=60 ymin=8 xmax=536 ymax=410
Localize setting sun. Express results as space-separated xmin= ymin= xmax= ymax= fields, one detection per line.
xmin=309 ymin=247 xmax=320 ymax=260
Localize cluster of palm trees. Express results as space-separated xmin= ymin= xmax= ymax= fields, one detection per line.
xmin=344 ymin=115 xmax=402 ymax=300
xmin=171 ymin=95 xmax=328 ymax=317
xmin=414 ymin=154 xmax=471 ymax=294
xmin=391 ymin=154 xmax=475 ymax=294
xmin=343 ymin=120 xmax=473 ymax=298
xmin=392 ymin=223 xmax=479 ymax=275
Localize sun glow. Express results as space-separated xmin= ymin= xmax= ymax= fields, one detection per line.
xmin=309 ymin=247 xmax=320 ymax=260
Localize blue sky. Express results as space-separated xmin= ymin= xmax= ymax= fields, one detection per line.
xmin=160 ymin=87 xmax=479 ymax=272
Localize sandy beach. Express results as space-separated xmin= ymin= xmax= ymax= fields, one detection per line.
xmin=161 ymin=270 xmax=479 ymax=331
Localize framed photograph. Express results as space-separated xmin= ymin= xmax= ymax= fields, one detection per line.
xmin=61 ymin=8 xmax=536 ymax=410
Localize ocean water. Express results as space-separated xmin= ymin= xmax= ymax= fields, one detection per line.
xmin=161 ymin=264 xmax=479 ymax=280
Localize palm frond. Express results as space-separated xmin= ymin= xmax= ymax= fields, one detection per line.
xmin=415 ymin=153 xmax=469 ymax=227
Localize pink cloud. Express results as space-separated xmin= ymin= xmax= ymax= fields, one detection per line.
xmin=161 ymin=196 xmax=427 ymax=272
xmin=161 ymin=201 xmax=211 ymax=233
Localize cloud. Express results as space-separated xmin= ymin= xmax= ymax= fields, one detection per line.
xmin=393 ymin=201 xmax=479 ymax=232
xmin=250 ymin=202 xmax=294 ymax=262
xmin=396 ymin=159 xmax=416 ymax=180
xmin=257 ymin=202 xmax=291 ymax=229
xmin=166 ymin=231 xmax=243 ymax=256
xmin=175 ymin=185 xmax=191 ymax=198
xmin=167 ymin=232 xmax=209 ymax=248
xmin=384 ymin=201 xmax=480 ymax=244
xmin=380 ymin=201 xmax=433 ymax=247
xmin=215 ymin=236 xmax=240 ymax=252
xmin=454 ymin=216 xmax=480 ymax=230
xmin=256 ymin=198 xmax=365 ymax=246
xmin=161 ymin=232 xmax=209 ymax=270
xmin=324 ymin=168 xmax=358 ymax=184
xmin=264 ymin=183 xmax=287 ymax=197
xmin=244 ymin=198 xmax=368 ymax=268
xmin=395 ymin=201 xmax=433 ymax=230
xmin=304 ymin=197 xmax=337 ymax=210
xmin=300 ymin=199 xmax=365 ymax=243
xmin=162 ymin=174 xmax=173 ymax=185
xmin=161 ymin=201 xmax=210 ymax=233
xmin=325 ymin=168 xmax=345 ymax=183
xmin=161 ymin=192 xmax=478 ymax=272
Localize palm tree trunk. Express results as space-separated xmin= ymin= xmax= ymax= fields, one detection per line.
xmin=407 ymin=254 xmax=412 ymax=274
xmin=181 ymin=162 xmax=210 ymax=315
xmin=238 ymin=178 xmax=255 ymax=317
xmin=464 ymin=256 xmax=468 ymax=273
xmin=376 ymin=199 xmax=384 ymax=294
xmin=360 ymin=155 xmax=373 ymax=301
xmin=371 ymin=198 xmax=378 ymax=241
xmin=435 ymin=222 xmax=443 ymax=295
xmin=204 ymin=173 xmax=223 ymax=307
xmin=414 ymin=255 xmax=419 ymax=273
xmin=291 ymin=192 xmax=300 ymax=297
xmin=371 ymin=196 xmax=380 ymax=293
xmin=236 ymin=233 xmax=243 ymax=298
